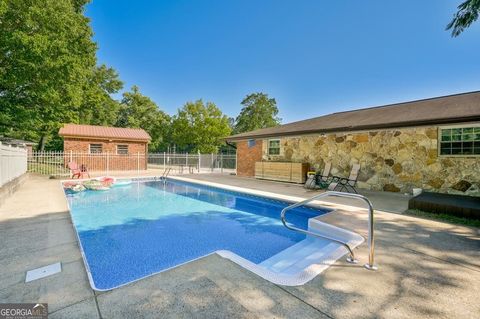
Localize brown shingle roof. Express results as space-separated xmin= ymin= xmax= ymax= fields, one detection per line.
xmin=226 ymin=91 xmax=480 ymax=141
xmin=59 ymin=124 xmax=151 ymax=141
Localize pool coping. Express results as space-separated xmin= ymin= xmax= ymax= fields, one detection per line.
xmin=168 ymin=176 xmax=368 ymax=215
xmin=60 ymin=175 xmax=366 ymax=291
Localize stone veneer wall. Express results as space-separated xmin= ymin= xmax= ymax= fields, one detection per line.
xmin=260 ymin=125 xmax=480 ymax=195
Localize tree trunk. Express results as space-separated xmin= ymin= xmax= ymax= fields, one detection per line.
xmin=38 ymin=135 xmax=46 ymax=151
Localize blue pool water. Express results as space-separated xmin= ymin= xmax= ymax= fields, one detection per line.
xmin=66 ymin=179 xmax=329 ymax=290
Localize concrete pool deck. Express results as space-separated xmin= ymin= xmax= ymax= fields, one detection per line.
xmin=0 ymin=174 xmax=479 ymax=318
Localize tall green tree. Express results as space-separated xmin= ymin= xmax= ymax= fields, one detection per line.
xmin=447 ymin=0 xmax=480 ymax=37
xmin=171 ymin=100 xmax=232 ymax=153
xmin=0 ymin=0 xmax=98 ymax=149
xmin=233 ymin=93 xmax=281 ymax=134
xmin=78 ymin=65 xmax=123 ymax=126
xmin=116 ymin=86 xmax=171 ymax=151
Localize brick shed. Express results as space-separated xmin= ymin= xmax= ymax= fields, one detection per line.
xmin=59 ymin=124 xmax=151 ymax=171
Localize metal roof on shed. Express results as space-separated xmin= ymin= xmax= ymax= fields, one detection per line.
xmin=59 ymin=124 xmax=151 ymax=141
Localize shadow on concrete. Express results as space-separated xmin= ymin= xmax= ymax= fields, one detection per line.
xmin=284 ymin=210 xmax=480 ymax=318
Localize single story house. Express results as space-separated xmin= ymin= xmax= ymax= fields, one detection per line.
xmin=59 ymin=124 xmax=151 ymax=171
xmin=226 ymin=91 xmax=480 ymax=195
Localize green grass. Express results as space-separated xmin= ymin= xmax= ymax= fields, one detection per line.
xmin=405 ymin=209 xmax=480 ymax=228
xmin=28 ymin=163 xmax=69 ymax=176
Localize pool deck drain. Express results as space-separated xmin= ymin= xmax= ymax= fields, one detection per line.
xmin=25 ymin=262 xmax=62 ymax=282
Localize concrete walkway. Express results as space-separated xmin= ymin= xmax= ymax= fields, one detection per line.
xmin=185 ymin=174 xmax=412 ymax=213
xmin=0 ymin=174 xmax=478 ymax=318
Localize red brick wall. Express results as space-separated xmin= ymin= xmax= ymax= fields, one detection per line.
xmin=63 ymin=138 xmax=148 ymax=170
xmin=236 ymin=139 xmax=263 ymax=177
xmin=64 ymin=138 xmax=147 ymax=154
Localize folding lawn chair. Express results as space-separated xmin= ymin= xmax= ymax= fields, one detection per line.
xmin=315 ymin=162 xmax=333 ymax=188
xmin=328 ymin=163 xmax=360 ymax=193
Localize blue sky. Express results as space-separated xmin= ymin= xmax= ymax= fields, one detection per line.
xmin=86 ymin=0 xmax=480 ymax=123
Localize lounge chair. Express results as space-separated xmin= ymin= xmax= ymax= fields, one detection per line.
xmin=68 ymin=161 xmax=90 ymax=179
xmin=315 ymin=162 xmax=333 ymax=188
xmin=304 ymin=162 xmax=332 ymax=189
xmin=328 ymin=163 xmax=360 ymax=193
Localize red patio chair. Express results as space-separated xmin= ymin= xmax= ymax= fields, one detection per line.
xmin=68 ymin=161 xmax=90 ymax=179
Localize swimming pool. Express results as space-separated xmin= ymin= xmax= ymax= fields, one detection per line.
xmin=65 ymin=178 xmax=333 ymax=290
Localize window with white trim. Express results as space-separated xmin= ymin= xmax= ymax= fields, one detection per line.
xmin=439 ymin=126 xmax=480 ymax=156
xmin=89 ymin=143 xmax=102 ymax=154
xmin=116 ymin=144 xmax=129 ymax=155
xmin=268 ymin=139 xmax=280 ymax=155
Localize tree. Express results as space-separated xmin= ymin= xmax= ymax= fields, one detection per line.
xmin=171 ymin=100 xmax=232 ymax=153
xmin=116 ymin=86 xmax=170 ymax=151
xmin=447 ymin=0 xmax=480 ymax=37
xmin=0 ymin=0 xmax=98 ymax=150
xmin=233 ymin=93 xmax=281 ymax=134
xmin=78 ymin=65 xmax=123 ymax=126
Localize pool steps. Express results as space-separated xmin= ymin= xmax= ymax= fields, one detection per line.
xmin=218 ymin=217 xmax=364 ymax=286
xmin=260 ymin=218 xmax=364 ymax=275
xmin=259 ymin=238 xmax=340 ymax=275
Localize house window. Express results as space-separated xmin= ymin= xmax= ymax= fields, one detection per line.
xmin=439 ymin=126 xmax=480 ymax=156
xmin=89 ymin=143 xmax=103 ymax=154
xmin=268 ymin=139 xmax=280 ymax=155
xmin=117 ymin=144 xmax=129 ymax=155
xmin=247 ymin=139 xmax=256 ymax=148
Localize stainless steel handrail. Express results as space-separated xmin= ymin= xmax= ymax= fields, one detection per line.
xmin=280 ymin=191 xmax=377 ymax=270
xmin=161 ymin=167 xmax=171 ymax=183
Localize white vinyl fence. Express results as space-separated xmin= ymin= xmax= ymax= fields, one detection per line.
xmin=28 ymin=151 xmax=236 ymax=177
xmin=0 ymin=142 xmax=28 ymax=187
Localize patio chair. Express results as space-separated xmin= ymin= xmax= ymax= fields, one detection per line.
xmin=68 ymin=161 xmax=90 ymax=179
xmin=328 ymin=163 xmax=360 ymax=193
xmin=304 ymin=162 xmax=332 ymax=189
xmin=315 ymin=162 xmax=333 ymax=188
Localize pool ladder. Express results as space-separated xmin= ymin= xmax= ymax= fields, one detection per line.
xmin=160 ymin=167 xmax=171 ymax=184
xmin=281 ymin=191 xmax=377 ymax=270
